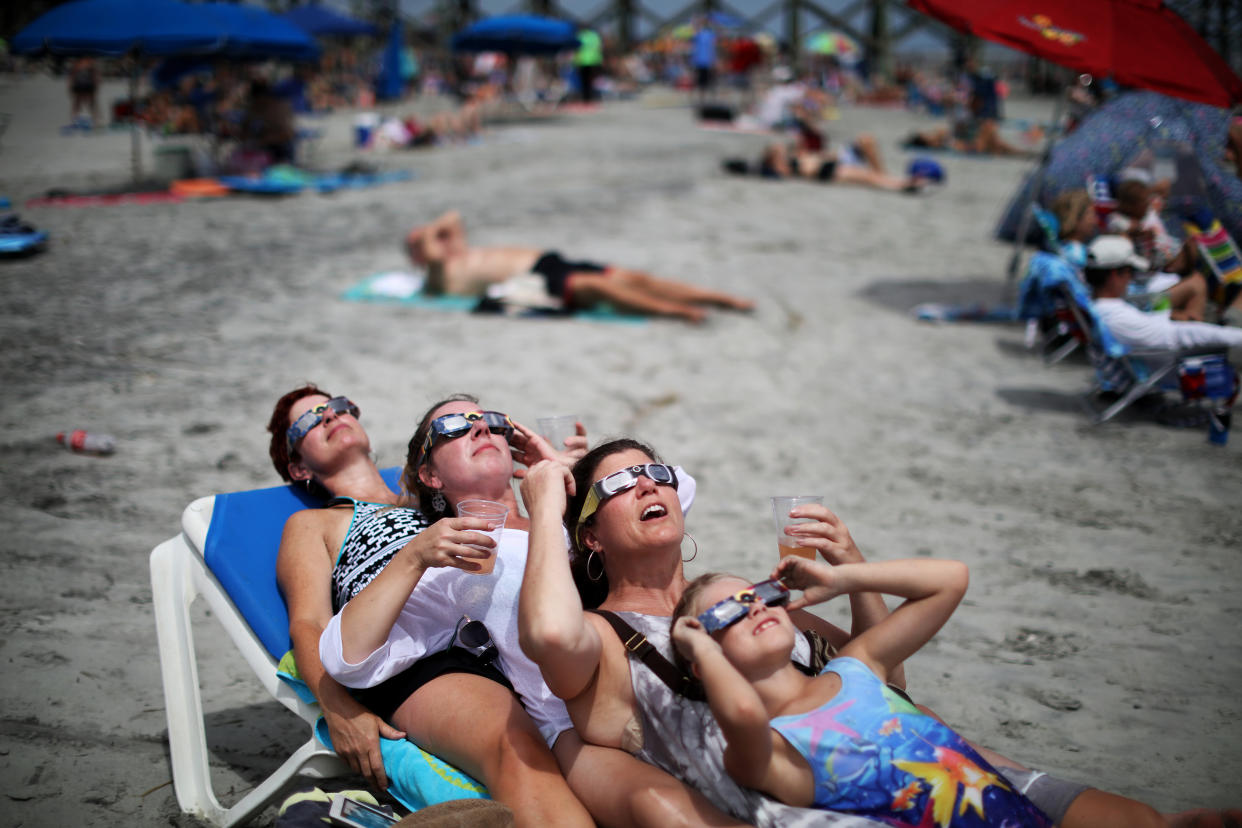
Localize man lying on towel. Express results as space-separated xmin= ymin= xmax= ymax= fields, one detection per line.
xmin=405 ymin=210 xmax=753 ymax=323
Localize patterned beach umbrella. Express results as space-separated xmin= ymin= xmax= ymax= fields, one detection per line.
xmin=805 ymin=30 xmax=860 ymax=63
xmin=995 ymin=90 xmax=1242 ymax=244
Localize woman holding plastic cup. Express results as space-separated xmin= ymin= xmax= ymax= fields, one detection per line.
xmin=319 ymin=394 xmax=596 ymax=827
xmin=516 ymin=438 xmax=1125 ymax=828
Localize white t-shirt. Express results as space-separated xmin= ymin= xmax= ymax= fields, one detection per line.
xmin=754 ymin=83 xmax=806 ymax=127
xmin=321 ymin=469 xmax=698 ymax=747
xmin=1094 ymin=298 xmax=1242 ymax=351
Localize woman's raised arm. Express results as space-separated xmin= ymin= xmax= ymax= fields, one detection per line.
xmin=776 ymin=556 xmax=968 ymax=686
xmin=518 ymin=460 xmax=603 ymax=701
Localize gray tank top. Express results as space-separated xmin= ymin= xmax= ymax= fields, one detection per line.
xmin=614 ymin=611 xmax=884 ymax=827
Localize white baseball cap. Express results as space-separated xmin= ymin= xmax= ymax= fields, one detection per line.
xmin=1085 ymin=235 xmax=1149 ymax=271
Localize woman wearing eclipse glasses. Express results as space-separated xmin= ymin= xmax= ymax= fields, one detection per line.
xmin=517 ymin=438 xmax=1181 ymax=828
xmin=271 ymin=387 xmax=597 ymax=825
xmin=317 ymin=395 xmax=742 ymax=828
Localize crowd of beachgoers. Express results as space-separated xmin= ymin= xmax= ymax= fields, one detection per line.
xmin=3 ymin=16 xmax=1242 ymax=828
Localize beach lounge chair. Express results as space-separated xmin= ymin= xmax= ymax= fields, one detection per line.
xmin=1044 ymin=259 xmax=1235 ymax=426
xmin=1018 ymin=246 xmax=1086 ymax=365
xmin=150 ymin=470 xmax=487 ymax=827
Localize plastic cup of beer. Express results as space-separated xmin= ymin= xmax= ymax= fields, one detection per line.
xmin=456 ymin=499 xmax=508 ymax=575
xmin=770 ymin=496 xmax=824 ymax=560
xmin=537 ymin=414 xmax=580 ymax=451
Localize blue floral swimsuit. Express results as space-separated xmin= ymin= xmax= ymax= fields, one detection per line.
xmin=770 ymin=658 xmax=1052 ymax=827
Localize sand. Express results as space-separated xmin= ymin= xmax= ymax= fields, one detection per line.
xmin=0 ymin=73 xmax=1239 ymax=827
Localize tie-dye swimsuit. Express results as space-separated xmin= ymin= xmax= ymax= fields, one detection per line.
xmin=771 ymin=658 xmax=1052 ymax=827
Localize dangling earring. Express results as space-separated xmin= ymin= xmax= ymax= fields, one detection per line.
xmin=586 ymin=548 xmax=605 ymax=582
xmin=431 ymin=490 xmax=447 ymax=513
xmin=682 ymin=532 xmax=698 ymax=563
xmin=301 ymin=480 xmax=312 ymax=493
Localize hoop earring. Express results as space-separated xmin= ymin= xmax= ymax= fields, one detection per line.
xmin=586 ymin=548 xmax=604 ymax=582
xmin=431 ymin=490 xmax=447 ymax=513
xmin=682 ymin=532 xmax=698 ymax=563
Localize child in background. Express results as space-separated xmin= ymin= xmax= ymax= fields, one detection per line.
xmin=671 ymin=556 xmax=1181 ymax=826
xmin=1049 ymin=188 xmax=1098 ymax=267
xmin=1106 ymin=175 xmax=1209 ymax=320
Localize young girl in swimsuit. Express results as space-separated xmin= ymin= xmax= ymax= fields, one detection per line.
xmin=670 ymin=556 xmax=1176 ymax=827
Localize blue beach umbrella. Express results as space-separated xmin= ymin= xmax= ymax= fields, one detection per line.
xmin=452 ymin=15 xmax=578 ymax=55
xmin=199 ymin=3 xmax=320 ymax=61
xmin=14 ymin=0 xmax=318 ymax=180
xmin=281 ymin=5 xmax=378 ymax=38
xmin=13 ymin=0 xmax=225 ymax=56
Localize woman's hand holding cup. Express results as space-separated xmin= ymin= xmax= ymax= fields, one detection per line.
xmin=401 ymin=516 xmax=499 ymax=574
xmin=777 ymin=502 xmax=864 ymax=566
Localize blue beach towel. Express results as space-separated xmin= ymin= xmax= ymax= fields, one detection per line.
xmin=343 ymin=271 xmax=647 ymax=324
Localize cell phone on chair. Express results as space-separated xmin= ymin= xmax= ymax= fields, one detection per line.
xmin=327 ymin=794 xmax=400 ymax=828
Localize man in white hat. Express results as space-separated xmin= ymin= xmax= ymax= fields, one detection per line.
xmin=1084 ymin=235 xmax=1242 ymax=354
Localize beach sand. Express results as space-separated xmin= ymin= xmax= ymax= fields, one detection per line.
xmin=1 ymin=73 xmax=1239 ymax=826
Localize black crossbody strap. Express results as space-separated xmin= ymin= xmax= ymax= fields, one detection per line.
xmin=589 ymin=609 xmax=705 ymax=701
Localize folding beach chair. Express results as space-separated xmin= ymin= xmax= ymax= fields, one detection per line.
xmin=1018 ymin=249 xmax=1087 ymax=365
xmin=1052 ymin=276 xmax=1235 ymax=426
xmin=150 ymin=470 xmax=487 ymax=827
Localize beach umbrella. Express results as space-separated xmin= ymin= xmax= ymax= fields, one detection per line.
xmin=280 ymin=5 xmax=378 ymax=38
xmin=905 ymin=0 xmax=1242 ymax=109
xmin=805 ymin=30 xmax=860 ymax=63
xmin=12 ymin=0 xmax=226 ymax=56
xmin=452 ymin=15 xmax=578 ymax=55
xmin=13 ymin=0 xmax=319 ymax=180
xmin=996 ymin=90 xmax=1242 ymax=243
xmin=197 ymin=3 xmax=320 ymax=61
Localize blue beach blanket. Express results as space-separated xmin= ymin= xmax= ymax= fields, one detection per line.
xmin=343 ymin=271 xmax=647 ymax=324
xmin=219 ymin=167 xmax=414 ymax=195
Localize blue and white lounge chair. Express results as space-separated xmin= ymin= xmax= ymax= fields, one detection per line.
xmin=150 ymin=470 xmax=488 ymax=827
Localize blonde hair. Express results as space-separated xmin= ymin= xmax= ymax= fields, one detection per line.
xmin=1050 ymin=190 xmax=1092 ymax=240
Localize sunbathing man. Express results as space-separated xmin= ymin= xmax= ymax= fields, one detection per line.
xmin=405 ymin=210 xmax=754 ymax=323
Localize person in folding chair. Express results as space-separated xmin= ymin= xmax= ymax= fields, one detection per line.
xmin=1083 ymin=236 xmax=1242 ymax=357
xmin=271 ymin=386 xmax=595 ymax=825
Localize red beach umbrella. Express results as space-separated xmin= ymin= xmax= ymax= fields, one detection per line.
xmin=905 ymin=0 xmax=1242 ymax=108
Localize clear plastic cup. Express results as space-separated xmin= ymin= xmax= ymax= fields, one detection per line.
xmin=537 ymin=415 xmax=580 ymax=452
xmin=456 ymin=499 xmax=508 ymax=575
xmin=770 ymin=496 xmax=824 ymax=560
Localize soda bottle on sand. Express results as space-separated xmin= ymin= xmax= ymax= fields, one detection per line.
xmin=56 ymin=430 xmax=116 ymax=455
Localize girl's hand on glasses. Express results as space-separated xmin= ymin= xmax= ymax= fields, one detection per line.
xmin=780 ymin=504 xmax=863 ymax=566
xmin=772 ymin=556 xmax=841 ymax=611
xmin=671 ymin=615 xmax=717 ymax=663
xmin=401 ymin=517 xmax=498 ymax=573
xmin=519 ymin=459 xmax=575 ymax=516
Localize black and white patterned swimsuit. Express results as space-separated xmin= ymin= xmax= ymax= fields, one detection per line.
xmin=330 ymin=498 xmax=431 ymax=613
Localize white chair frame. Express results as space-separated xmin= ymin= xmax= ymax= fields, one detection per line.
xmin=150 ymin=496 xmax=348 ymax=827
